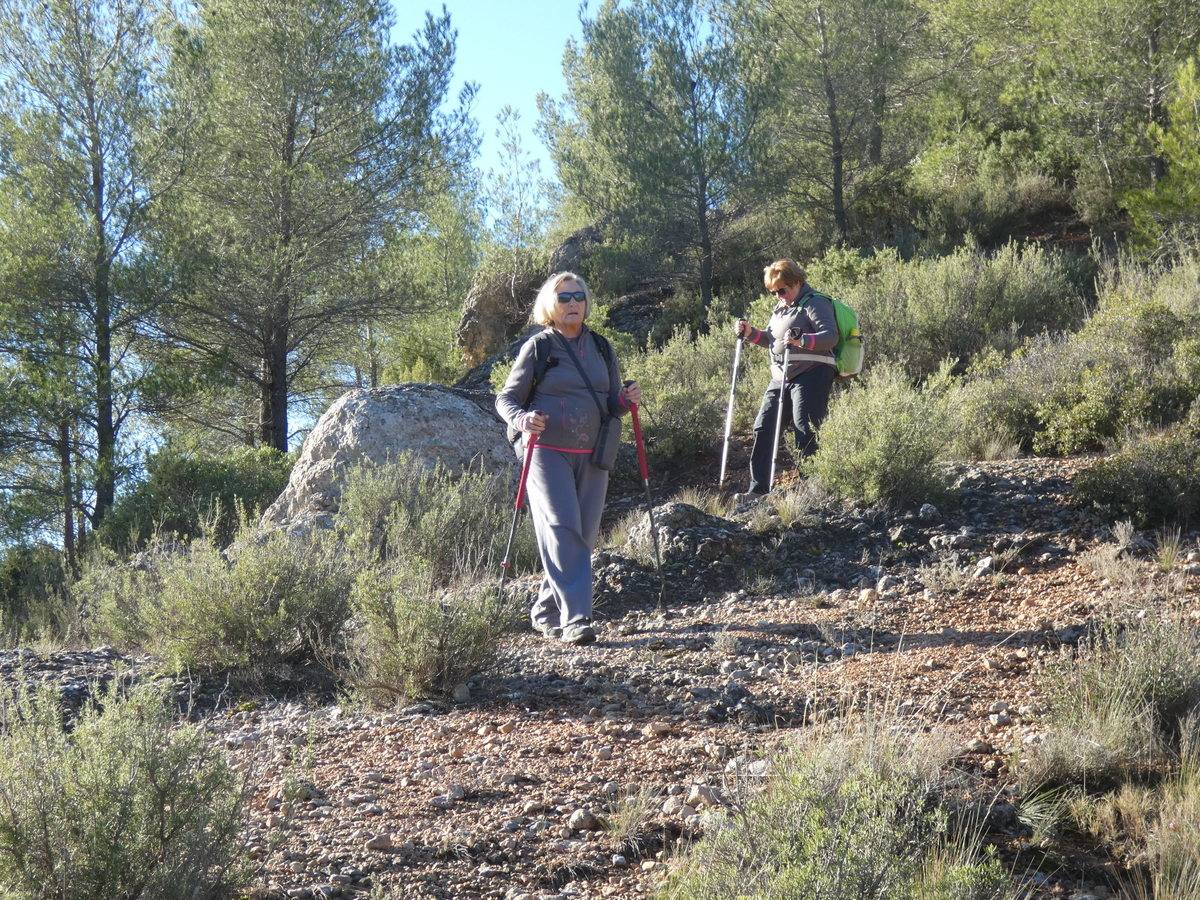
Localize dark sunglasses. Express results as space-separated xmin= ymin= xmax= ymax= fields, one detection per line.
xmin=770 ymin=287 xmax=790 ymax=297
xmin=556 ymin=291 xmax=587 ymax=304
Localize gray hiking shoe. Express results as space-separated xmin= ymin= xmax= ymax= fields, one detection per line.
xmin=560 ymin=620 xmax=597 ymax=646
xmin=533 ymin=622 xmax=563 ymax=640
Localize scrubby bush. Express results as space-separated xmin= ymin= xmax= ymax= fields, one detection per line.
xmin=1075 ymin=412 xmax=1200 ymax=527
xmin=664 ymin=722 xmax=1010 ymax=899
xmin=97 ymin=446 xmax=292 ymax=551
xmin=623 ymin=323 xmax=762 ymax=462
xmin=0 ymin=680 xmax=244 ymax=898
xmin=0 ymin=544 xmax=71 ymax=645
xmin=1031 ymin=253 xmax=1200 ymax=455
xmin=344 ymin=567 xmax=515 ymax=704
xmin=839 ymin=242 xmax=1091 ymax=379
xmin=335 ymin=453 xmax=536 ymax=580
xmin=90 ymin=528 xmax=354 ymax=679
xmin=1021 ymin=617 xmax=1200 ymax=791
xmin=806 ymin=364 xmax=952 ymax=506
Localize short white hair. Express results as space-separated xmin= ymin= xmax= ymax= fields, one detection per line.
xmin=532 ymin=271 xmax=591 ymax=327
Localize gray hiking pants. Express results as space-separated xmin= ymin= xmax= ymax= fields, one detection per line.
xmin=523 ymin=447 xmax=609 ymax=629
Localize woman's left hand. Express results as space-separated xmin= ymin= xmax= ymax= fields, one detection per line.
xmin=622 ymin=380 xmax=643 ymax=406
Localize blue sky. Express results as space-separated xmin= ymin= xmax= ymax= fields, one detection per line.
xmin=390 ymin=1 xmax=587 ymax=183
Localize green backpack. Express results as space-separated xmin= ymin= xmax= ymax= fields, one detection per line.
xmin=829 ymin=296 xmax=864 ymax=379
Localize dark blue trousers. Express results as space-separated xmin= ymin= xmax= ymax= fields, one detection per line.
xmin=748 ymin=365 xmax=836 ymax=493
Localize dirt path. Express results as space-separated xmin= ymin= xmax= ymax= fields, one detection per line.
xmin=213 ymin=456 xmax=1200 ymax=899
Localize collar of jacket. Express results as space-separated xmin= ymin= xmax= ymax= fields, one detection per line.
xmin=774 ymin=283 xmax=815 ymax=314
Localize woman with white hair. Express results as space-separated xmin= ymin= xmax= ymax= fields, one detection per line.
xmin=496 ymin=272 xmax=642 ymax=646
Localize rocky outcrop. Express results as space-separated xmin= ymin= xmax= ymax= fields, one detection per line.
xmin=455 ymin=323 xmax=543 ymax=392
xmin=603 ymin=285 xmax=674 ymax=348
xmin=455 ymin=256 xmax=544 ymax=368
xmin=455 ymin=227 xmax=606 ymax=369
xmin=261 ymin=385 xmax=516 ymax=535
xmin=627 ymin=501 xmax=762 ymax=570
xmin=548 ymin=224 xmax=602 ymax=275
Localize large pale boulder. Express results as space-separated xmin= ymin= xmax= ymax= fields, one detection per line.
xmin=262 ymin=384 xmax=516 ymax=534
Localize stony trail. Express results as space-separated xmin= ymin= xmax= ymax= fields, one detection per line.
xmin=7 ymin=457 xmax=1198 ymax=899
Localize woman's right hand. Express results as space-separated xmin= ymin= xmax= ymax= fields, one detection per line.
xmin=522 ymin=410 xmax=547 ymax=435
xmin=735 ymin=319 xmax=749 ymax=338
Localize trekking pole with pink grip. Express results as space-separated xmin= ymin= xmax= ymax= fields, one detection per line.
xmin=498 ymin=426 xmax=539 ymax=599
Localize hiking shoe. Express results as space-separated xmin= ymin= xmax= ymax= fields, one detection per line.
xmin=560 ymin=621 xmax=597 ymax=646
xmin=533 ymin=622 xmax=563 ymax=640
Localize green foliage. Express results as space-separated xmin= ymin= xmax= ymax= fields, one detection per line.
xmin=1127 ymin=55 xmax=1200 ymax=251
xmin=345 ymin=568 xmax=515 ymax=704
xmin=541 ymin=0 xmax=776 ymax=307
xmin=333 ymin=455 xmax=530 ymax=705
xmin=664 ymin=722 xmax=1008 ymax=899
xmin=622 ymin=324 xmax=758 ymax=462
xmin=806 ymin=364 xmax=952 ymax=506
xmin=0 ymin=544 xmax=71 ymax=645
xmin=97 ymin=446 xmax=292 ymax=552
xmin=158 ymin=0 xmax=469 ymax=450
xmin=90 ymin=528 xmax=354 ymax=679
xmin=1021 ymin=616 xmax=1200 ymax=792
xmin=0 ymin=679 xmax=245 ymax=899
xmin=908 ymin=127 xmax=1072 ymax=251
xmin=1075 ymin=414 xmax=1200 ymax=528
xmin=840 ymin=242 xmax=1091 ymax=379
xmin=334 ymin=453 xmax=536 ymax=580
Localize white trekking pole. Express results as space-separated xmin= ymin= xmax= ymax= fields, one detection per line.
xmin=768 ymin=334 xmax=793 ymax=492
xmin=718 ymin=336 xmax=744 ymax=488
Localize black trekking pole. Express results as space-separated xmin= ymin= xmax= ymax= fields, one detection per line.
xmin=498 ymin=427 xmax=539 ymax=599
xmin=627 ymin=392 xmax=665 ymax=610
xmin=718 ymin=335 xmax=744 ymax=489
xmin=768 ymin=332 xmax=795 ymax=492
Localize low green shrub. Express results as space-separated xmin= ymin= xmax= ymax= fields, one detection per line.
xmin=344 ymin=567 xmax=515 ymax=704
xmin=1032 ymin=253 xmax=1200 ymax=455
xmin=1020 ymin=617 xmax=1200 ymax=792
xmin=97 ymin=446 xmax=292 ymax=551
xmin=0 ymin=680 xmax=245 ymax=898
xmin=0 ymin=544 xmax=72 ymax=645
xmin=664 ymin=722 xmax=1009 ymax=899
xmin=806 ymin=363 xmax=952 ymax=506
xmin=90 ymin=528 xmax=354 ymax=679
xmin=335 ymin=453 xmax=536 ymax=580
xmin=1075 ymin=412 xmax=1200 ymax=527
xmin=837 ymin=242 xmax=1091 ymax=379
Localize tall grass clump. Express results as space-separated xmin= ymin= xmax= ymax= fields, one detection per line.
xmin=335 ymin=453 xmax=536 ymax=579
xmin=343 ymin=566 xmax=515 ymax=704
xmin=89 ymin=527 xmax=354 ymax=680
xmin=1020 ymin=616 xmax=1200 ymax=792
xmin=0 ymin=680 xmax=245 ymax=898
xmin=334 ymin=455 xmax=530 ymax=704
xmin=664 ymin=721 xmax=1010 ymax=899
xmin=0 ymin=544 xmax=73 ymax=646
xmin=805 ymin=363 xmax=952 ymax=506
xmin=1075 ymin=410 xmax=1200 ymax=528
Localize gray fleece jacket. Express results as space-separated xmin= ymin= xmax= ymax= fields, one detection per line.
xmin=495 ymin=327 xmax=628 ymax=451
xmin=746 ymin=284 xmax=838 ymax=384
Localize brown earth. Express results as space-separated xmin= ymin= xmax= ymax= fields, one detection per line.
xmin=210 ymin=455 xmax=1200 ymax=900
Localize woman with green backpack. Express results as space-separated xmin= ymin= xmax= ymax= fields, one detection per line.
xmin=734 ymin=258 xmax=838 ymax=494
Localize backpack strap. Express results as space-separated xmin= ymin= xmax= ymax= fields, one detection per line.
xmin=521 ymin=328 xmax=614 ymax=412
xmin=522 ymin=331 xmax=556 ymax=411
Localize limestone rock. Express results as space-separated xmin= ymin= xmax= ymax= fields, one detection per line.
xmin=261 ymin=384 xmax=515 ymax=535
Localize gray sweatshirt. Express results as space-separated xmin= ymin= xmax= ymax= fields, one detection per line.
xmin=746 ymin=285 xmax=838 ymax=383
xmin=496 ymin=327 xmax=628 ymax=451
